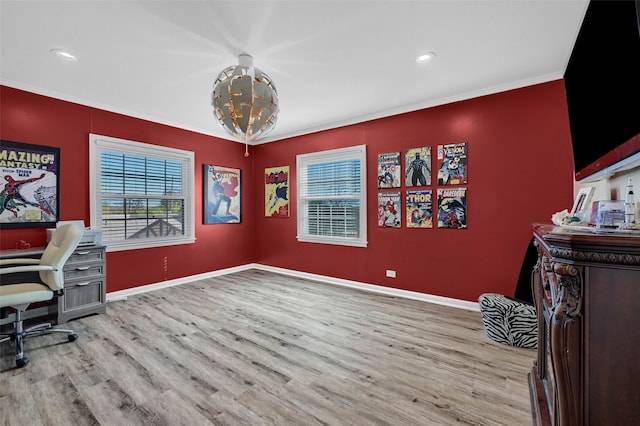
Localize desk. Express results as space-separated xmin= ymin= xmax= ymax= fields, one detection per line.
xmin=1 ymin=247 xmax=55 ymax=324
xmin=0 ymin=246 xmax=48 ymax=259
xmin=1 ymin=245 xmax=107 ymax=324
xmin=0 ymin=247 xmax=47 ymax=286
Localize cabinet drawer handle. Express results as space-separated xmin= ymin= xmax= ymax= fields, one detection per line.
xmin=75 ymin=281 xmax=92 ymax=286
xmin=76 ymin=251 xmax=91 ymax=255
xmin=75 ymin=266 xmax=91 ymax=271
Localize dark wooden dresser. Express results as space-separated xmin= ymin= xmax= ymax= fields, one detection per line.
xmin=528 ymin=224 xmax=640 ymax=426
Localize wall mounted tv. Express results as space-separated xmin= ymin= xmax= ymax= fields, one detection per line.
xmin=565 ymin=0 xmax=640 ymax=182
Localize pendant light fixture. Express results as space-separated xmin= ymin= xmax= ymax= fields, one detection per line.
xmin=211 ymin=54 xmax=279 ymax=156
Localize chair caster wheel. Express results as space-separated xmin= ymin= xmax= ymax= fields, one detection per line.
xmin=16 ymin=357 xmax=30 ymax=368
xmin=68 ymin=333 xmax=78 ymax=342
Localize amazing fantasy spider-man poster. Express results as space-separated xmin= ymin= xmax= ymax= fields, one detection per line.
xmin=204 ymin=164 xmax=241 ymax=224
xmin=0 ymin=140 xmax=60 ymax=228
xmin=265 ymin=166 xmax=289 ymax=217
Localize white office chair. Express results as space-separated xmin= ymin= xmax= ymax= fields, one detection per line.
xmin=0 ymin=223 xmax=84 ymax=368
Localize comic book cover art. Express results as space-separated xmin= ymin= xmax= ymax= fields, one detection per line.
xmin=436 ymin=142 xmax=467 ymax=185
xmin=265 ymin=166 xmax=289 ymax=217
xmin=405 ymin=147 xmax=431 ymax=187
xmin=377 ymin=191 xmax=401 ymax=228
xmin=406 ymin=190 xmax=433 ymax=228
xmin=204 ymin=164 xmax=241 ymax=224
xmin=0 ymin=140 xmax=59 ymax=227
xmin=437 ymin=187 xmax=467 ymax=229
xmin=377 ymin=152 xmax=401 ymax=188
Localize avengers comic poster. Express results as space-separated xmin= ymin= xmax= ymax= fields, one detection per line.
xmin=204 ymin=164 xmax=241 ymax=224
xmin=378 ymin=191 xmax=401 ymax=228
xmin=405 ymin=147 xmax=431 ymax=187
xmin=377 ymin=152 xmax=401 ymax=188
xmin=0 ymin=140 xmax=59 ymax=228
xmin=437 ymin=187 xmax=467 ymax=229
xmin=436 ymin=142 xmax=467 ymax=185
xmin=406 ymin=190 xmax=433 ymax=228
xmin=265 ymin=165 xmax=289 ymax=217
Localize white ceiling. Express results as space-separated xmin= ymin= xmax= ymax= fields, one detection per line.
xmin=0 ymin=0 xmax=589 ymax=144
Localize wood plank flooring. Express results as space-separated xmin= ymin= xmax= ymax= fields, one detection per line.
xmin=0 ymin=270 xmax=536 ymax=425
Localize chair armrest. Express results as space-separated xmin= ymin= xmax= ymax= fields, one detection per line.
xmin=0 ymin=258 xmax=41 ymax=266
xmin=0 ymin=265 xmax=56 ymax=275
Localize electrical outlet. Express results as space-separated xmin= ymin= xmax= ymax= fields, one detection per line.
xmin=386 ymin=269 xmax=396 ymax=278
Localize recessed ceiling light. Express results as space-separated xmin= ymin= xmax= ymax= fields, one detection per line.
xmin=50 ymin=48 xmax=77 ymax=61
xmin=416 ymin=52 xmax=436 ymax=64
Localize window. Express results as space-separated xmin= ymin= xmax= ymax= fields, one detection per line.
xmin=297 ymin=145 xmax=367 ymax=247
xmin=89 ymin=134 xmax=195 ymax=252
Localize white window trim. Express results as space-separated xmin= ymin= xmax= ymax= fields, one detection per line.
xmin=89 ymin=133 xmax=195 ymax=252
xmin=296 ymin=144 xmax=367 ymax=247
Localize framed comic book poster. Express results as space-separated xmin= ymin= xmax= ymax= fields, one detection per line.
xmin=406 ymin=190 xmax=433 ymax=228
xmin=377 ymin=191 xmax=401 ymax=228
xmin=265 ymin=166 xmax=290 ymax=217
xmin=0 ymin=140 xmax=60 ymax=228
xmin=377 ymin=152 xmax=401 ymax=188
xmin=405 ymin=147 xmax=431 ymax=187
xmin=204 ymin=164 xmax=241 ymax=224
xmin=437 ymin=142 xmax=467 ymax=185
xmin=437 ymin=187 xmax=467 ymax=229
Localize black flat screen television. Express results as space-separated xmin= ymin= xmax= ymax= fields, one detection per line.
xmin=565 ymin=0 xmax=640 ymax=181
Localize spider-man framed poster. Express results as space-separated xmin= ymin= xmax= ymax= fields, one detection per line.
xmin=203 ymin=164 xmax=241 ymax=224
xmin=0 ymin=140 xmax=60 ymax=228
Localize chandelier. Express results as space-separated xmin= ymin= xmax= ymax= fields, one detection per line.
xmin=211 ymin=54 xmax=279 ymax=153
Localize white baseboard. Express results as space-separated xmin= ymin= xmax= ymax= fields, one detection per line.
xmin=106 ymin=263 xmax=480 ymax=312
xmin=250 ymin=264 xmax=480 ymax=311
xmin=106 ymin=264 xmax=254 ymax=302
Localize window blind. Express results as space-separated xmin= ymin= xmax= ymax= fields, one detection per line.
xmin=297 ymin=145 xmax=367 ymax=247
xmin=89 ymin=134 xmax=195 ymax=251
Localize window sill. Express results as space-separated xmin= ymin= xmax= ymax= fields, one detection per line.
xmin=104 ymin=237 xmax=196 ymax=252
xmin=296 ymin=235 xmax=367 ymax=248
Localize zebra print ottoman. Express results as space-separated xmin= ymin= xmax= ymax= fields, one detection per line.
xmin=478 ymin=293 xmax=537 ymax=349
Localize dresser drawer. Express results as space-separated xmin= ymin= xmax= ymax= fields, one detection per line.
xmin=63 ymin=280 xmax=104 ymax=310
xmin=63 ymin=264 xmax=105 ymax=282
xmin=58 ymin=279 xmax=106 ymax=323
xmin=65 ymin=247 xmax=105 ymax=267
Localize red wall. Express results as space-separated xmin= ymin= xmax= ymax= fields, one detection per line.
xmin=1 ymin=81 xmax=574 ymax=301
xmin=0 ymin=86 xmax=255 ymax=292
xmin=252 ymin=80 xmax=574 ymax=301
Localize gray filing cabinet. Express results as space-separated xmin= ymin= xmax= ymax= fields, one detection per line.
xmin=58 ymin=245 xmax=107 ymax=324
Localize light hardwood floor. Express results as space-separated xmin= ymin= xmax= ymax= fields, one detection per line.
xmin=0 ymin=270 xmax=535 ymax=425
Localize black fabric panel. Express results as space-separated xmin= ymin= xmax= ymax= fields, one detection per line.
xmin=514 ymin=237 xmax=537 ymax=305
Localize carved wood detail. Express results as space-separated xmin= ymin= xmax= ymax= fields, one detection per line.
xmin=550 ymin=262 xmax=583 ymax=426
xmin=529 ymin=224 xmax=640 ymax=426
xmin=546 ymin=246 xmax=640 ymax=266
